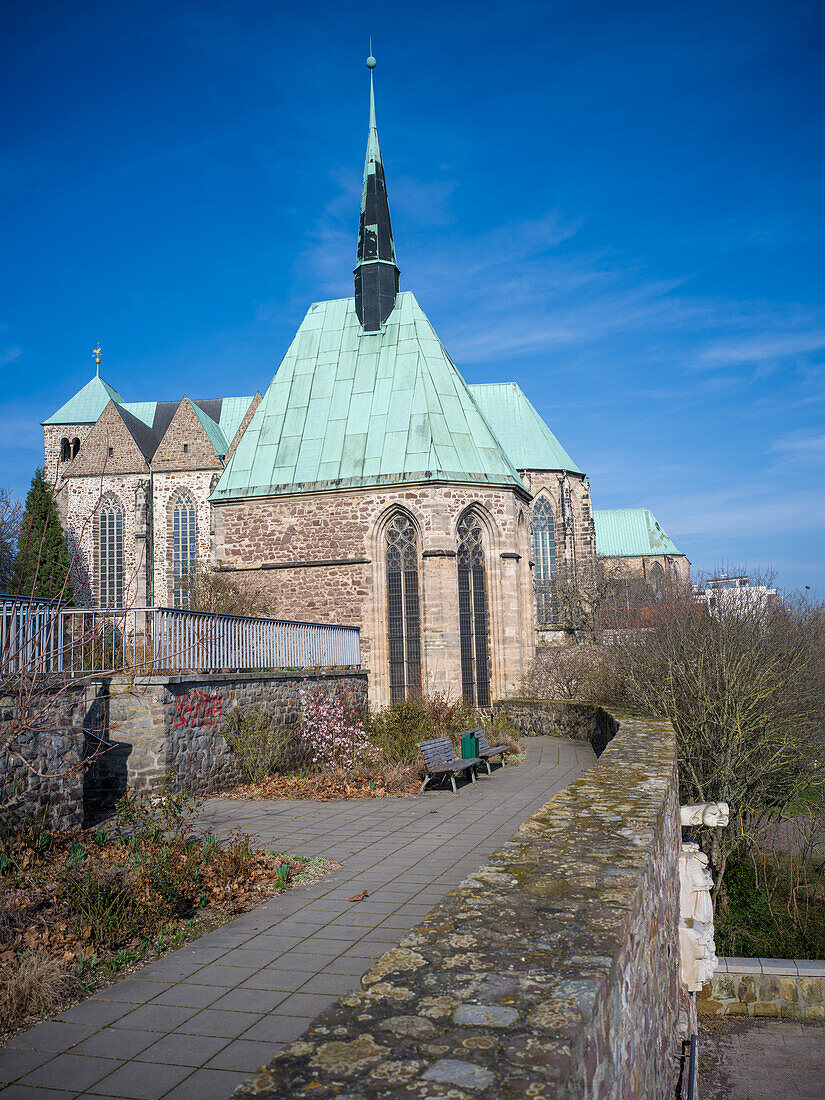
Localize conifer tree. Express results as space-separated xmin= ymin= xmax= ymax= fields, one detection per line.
xmin=12 ymin=468 xmax=74 ymax=603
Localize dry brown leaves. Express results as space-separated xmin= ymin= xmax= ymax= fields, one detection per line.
xmin=220 ymin=772 xmax=420 ymax=801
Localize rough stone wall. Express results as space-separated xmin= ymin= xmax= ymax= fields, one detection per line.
xmin=99 ymin=669 xmax=367 ymax=799
xmin=699 ymin=960 xmax=825 ymax=1020
xmin=233 ymin=710 xmax=681 ymax=1100
xmin=521 ymin=470 xmax=596 ymax=649
xmin=493 ymin=698 xmax=619 ymax=756
xmin=0 ymin=669 xmax=368 ymax=828
xmin=600 ymin=553 xmax=691 ymax=586
xmin=152 ymin=470 xmax=217 ymax=606
xmin=68 ymin=402 xmax=149 ymax=477
xmin=150 ymin=398 xmax=224 ymax=472
xmin=214 ymin=482 xmax=534 ymax=707
xmin=44 ymin=423 xmax=94 ymax=486
xmin=0 ymin=681 xmax=100 ymax=832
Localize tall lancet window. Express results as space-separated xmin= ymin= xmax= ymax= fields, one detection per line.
xmin=172 ymin=493 xmax=197 ymax=608
xmin=98 ymin=497 xmax=123 ymax=608
xmin=532 ymin=497 xmax=558 ymax=625
xmin=457 ymin=512 xmax=491 ymax=707
xmin=386 ymin=514 xmax=421 ymax=702
xmin=649 ymin=561 xmax=664 ymax=599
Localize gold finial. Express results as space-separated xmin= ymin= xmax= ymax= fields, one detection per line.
xmin=92 ymin=344 xmax=102 ymax=375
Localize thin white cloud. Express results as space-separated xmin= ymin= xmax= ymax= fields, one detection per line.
xmin=0 ymin=346 xmax=22 ymax=366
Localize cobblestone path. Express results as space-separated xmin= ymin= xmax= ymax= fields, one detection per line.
xmin=0 ymin=736 xmax=593 ymax=1100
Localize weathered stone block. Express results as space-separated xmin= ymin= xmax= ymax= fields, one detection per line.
xmin=800 ymin=978 xmax=823 ymax=1004
xmin=752 ymin=1002 xmax=778 ymax=1017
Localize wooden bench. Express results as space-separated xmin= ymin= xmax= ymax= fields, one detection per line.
xmin=417 ymin=737 xmax=481 ymax=793
xmin=473 ymin=727 xmax=511 ymax=774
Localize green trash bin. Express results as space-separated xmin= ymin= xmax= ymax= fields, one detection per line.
xmin=460 ymin=731 xmax=478 ymax=759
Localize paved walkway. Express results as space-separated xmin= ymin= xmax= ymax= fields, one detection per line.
xmin=0 ymin=736 xmax=593 ymax=1100
xmin=700 ymin=1015 xmax=825 ymax=1100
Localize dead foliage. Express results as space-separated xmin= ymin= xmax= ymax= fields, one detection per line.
xmin=220 ymin=769 xmax=421 ymax=801
xmin=0 ymin=782 xmax=328 ymax=1039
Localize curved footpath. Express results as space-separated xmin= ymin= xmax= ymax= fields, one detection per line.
xmin=0 ymin=736 xmax=593 ymax=1100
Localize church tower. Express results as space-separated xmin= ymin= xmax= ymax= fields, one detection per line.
xmin=354 ymin=56 xmax=400 ymax=332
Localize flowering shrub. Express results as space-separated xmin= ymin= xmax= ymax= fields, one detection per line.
xmin=299 ymin=684 xmax=376 ymax=775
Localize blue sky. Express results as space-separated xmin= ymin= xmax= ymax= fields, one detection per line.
xmin=2 ymin=0 xmax=823 ymax=593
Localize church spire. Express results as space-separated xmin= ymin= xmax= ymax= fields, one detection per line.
xmin=354 ymin=53 xmax=400 ymax=332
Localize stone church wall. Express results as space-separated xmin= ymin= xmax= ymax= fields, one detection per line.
xmin=214 ymin=481 xmax=535 ymax=708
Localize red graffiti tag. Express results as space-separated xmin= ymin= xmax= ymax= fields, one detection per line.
xmin=173 ymin=690 xmax=223 ymax=729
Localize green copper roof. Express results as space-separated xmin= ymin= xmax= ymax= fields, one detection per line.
xmin=593 ymin=508 xmax=683 ymax=557
xmin=43 ymin=373 xmax=125 ymax=425
xmin=189 ymin=400 xmax=229 ymax=454
xmin=468 ymin=382 xmax=583 ymax=474
xmin=212 ymin=292 xmax=526 ymax=501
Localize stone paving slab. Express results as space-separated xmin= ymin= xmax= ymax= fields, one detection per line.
xmin=0 ymin=736 xmax=593 ymax=1099
xmin=700 ymin=1015 xmax=825 ymax=1099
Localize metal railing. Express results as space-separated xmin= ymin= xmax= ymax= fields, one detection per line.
xmin=0 ymin=596 xmax=361 ymax=676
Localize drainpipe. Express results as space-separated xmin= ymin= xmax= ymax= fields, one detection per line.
xmin=147 ymin=461 xmax=154 ymax=607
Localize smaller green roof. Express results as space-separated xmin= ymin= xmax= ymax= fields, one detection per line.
xmin=468 ymin=382 xmax=583 ymax=474
xmin=43 ymin=373 xmax=125 ymax=425
xmin=189 ymin=400 xmax=229 ymax=455
xmin=593 ymin=508 xmax=683 ymax=557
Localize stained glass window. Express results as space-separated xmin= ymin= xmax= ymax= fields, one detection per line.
xmin=533 ymin=497 xmax=557 ymax=625
xmin=98 ymin=497 xmax=123 ymax=608
xmin=172 ymin=493 xmax=197 ymax=608
xmin=386 ymin=514 xmax=421 ymax=702
xmin=457 ymin=512 xmax=491 ymax=707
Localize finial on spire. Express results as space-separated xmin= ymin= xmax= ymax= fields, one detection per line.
xmin=92 ymin=344 xmax=102 ymax=375
xmin=354 ymin=49 xmax=400 ymax=332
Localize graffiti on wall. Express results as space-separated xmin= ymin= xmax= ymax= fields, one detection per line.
xmin=173 ymin=690 xmax=223 ymax=729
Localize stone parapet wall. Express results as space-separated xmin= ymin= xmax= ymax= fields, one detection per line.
xmin=98 ymin=669 xmax=367 ymax=802
xmin=0 ymin=669 xmax=368 ymax=830
xmin=0 ymin=680 xmax=97 ymax=833
xmin=699 ymin=958 xmax=825 ymax=1020
xmin=234 ymin=709 xmax=681 ymax=1100
xmin=493 ymin=697 xmax=619 ymax=756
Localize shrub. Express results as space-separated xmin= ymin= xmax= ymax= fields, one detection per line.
xmin=0 ymin=952 xmax=79 ymax=1022
xmin=60 ymin=862 xmax=145 ymax=946
xmin=222 ymin=706 xmax=303 ymax=782
xmin=299 ymin=684 xmax=375 ymax=775
xmin=527 ymin=585 xmax=825 ymax=912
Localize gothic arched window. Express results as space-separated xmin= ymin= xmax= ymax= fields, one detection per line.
xmin=386 ymin=514 xmax=421 ymax=702
xmin=649 ymin=561 xmax=664 ymax=598
xmin=98 ymin=497 xmax=123 ymax=608
xmin=457 ymin=511 xmax=491 ymax=707
xmin=71 ymin=438 xmax=80 ymax=458
xmin=60 ymin=438 xmax=71 ymax=462
xmin=532 ymin=497 xmax=557 ymax=625
xmin=172 ymin=493 xmax=197 ymax=608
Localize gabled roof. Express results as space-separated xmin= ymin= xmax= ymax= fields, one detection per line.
xmin=468 ymin=382 xmax=583 ymax=475
xmin=116 ymin=402 xmax=160 ymax=462
xmin=212 ymin=292 xmax=526 ymax=501
xmin=593 ymin=508 xmax=683 ymax=557
xmin=43 ymin=373 xmax=125 ymax=425
xmin=189 ymin=400 xmax=229 ymax=455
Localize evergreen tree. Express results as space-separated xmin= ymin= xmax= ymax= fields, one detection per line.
xmin=12 ymin=468 xmax=75 ymax=603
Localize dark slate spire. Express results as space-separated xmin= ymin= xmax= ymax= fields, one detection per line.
xmin=354 ymin=55 xmax=400 ymax=332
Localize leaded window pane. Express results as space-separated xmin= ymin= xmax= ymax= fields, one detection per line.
xmin=99 ymin=499 xmax=123 ymax=608
xmin=457 ymin=513 xmax=491 ymax=707
xmin=533 ymin=497 xmax=558 ymax=626
xmin=172 ymin=493 xmax=197 ymax=609
xmin=385 ymin=515 xmax=422 ymax=702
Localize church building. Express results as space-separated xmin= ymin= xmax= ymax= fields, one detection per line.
xmin=43 ymin=59 xmax=687 ymax=708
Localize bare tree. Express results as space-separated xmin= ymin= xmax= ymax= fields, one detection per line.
xmin=0 ymin=488 xmax=21 ymax=592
